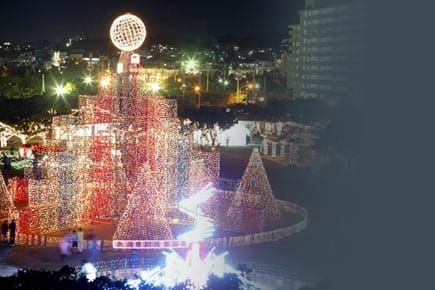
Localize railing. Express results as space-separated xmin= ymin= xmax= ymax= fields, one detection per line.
xmin=14 ymin=199 xmax=308 ymax=250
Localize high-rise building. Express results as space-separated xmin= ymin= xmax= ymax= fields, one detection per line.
xmin=286 ymin=0 xmax=364 ymax=101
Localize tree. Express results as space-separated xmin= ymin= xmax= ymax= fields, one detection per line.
xmin=114 ymin=163 xmax=173 ymax=240
xmin=0 ymin=265 xmax=244 ymax=289
xmin=0 ymin=73 xmax=36 ymax=99
xmin=227 ymin=148 xmax=281 ymax=231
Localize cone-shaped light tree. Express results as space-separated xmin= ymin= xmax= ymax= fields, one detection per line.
xmin=227 ymin=148 xmax=281 ymax=231
xmin=114 ymin=163 xmax=173 ymax=240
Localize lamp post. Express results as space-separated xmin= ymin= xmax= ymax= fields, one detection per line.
xmin=194 ymin=85 xmax=201 ymax=109
xmin=179 ymin=60 xmax=186 ymax=97
xmin=231 ymin=69 xmax=247 ymax=103
xmin=218 ymin=78 xmax=229 ymax=93
xmin=181 ymin=57 xmax=200 ymax=98
xmin=236 ymin=81 xmax=260 ymax=104
xmin=203 ymin=63 xmax=213 ymax=92
xmin=245 ymin=82 xmax=260 ymax=103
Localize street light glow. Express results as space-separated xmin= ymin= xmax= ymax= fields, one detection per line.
xmin=184 ymin=58 xmax=198 ymax=74
xmin=100 ymin=76 xmax=111 ymax=88
xmin=53 ymin=84 xmax=67 ymax=97
xmin=83 ymin=76 xmax=93 ymax=85
xmin=149 ymin=82 xmax=161 ymax=92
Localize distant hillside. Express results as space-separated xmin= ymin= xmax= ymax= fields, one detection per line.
xmin=65 ymin=32 xmax=286 ymax=53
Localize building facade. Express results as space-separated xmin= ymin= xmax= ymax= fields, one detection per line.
xmin=286 ymin=0 xmax=364 ymax=101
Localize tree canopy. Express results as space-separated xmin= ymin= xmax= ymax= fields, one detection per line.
xmin=181 ymin=106 xmax=237 ymax=130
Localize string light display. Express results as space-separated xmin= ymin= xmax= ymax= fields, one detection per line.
xmin=0 ymin=173 xmax=14 ymax=219
xmin=7 ymin=177 xmax=28 ymax=203
xmin=227 ymin=148 xmax=281 ymax=232
xmin=123 ymin=184 xmax=262 ymax=290
xmin=176 ymin=134 xmax=192 ymax=200
xmin=15 ymin=64 xmax=223 ymax=237
xmin=21 ymin=150 xmax=89 ymax=233
xmin=191 ymin=150 xmax=220 ymax=186
xmin=176 ymin=183 xmax=215 ymax=242
xmin=7 ymin=13 xmax=298 ymax=244
xmin=114 ymin=163 xmax=173 ymax=240
xmin=7 ymin=67 xmax=293 ymax=242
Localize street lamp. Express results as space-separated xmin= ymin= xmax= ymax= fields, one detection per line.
xmin=184 ymin=58 xmax=199 ymax=74
xmin=150 ymin=82 xmax=161 ymax=93
xmin=100 ymin=76 xmax=111 ymax=88
xmin=180 ymin=57 xmax=200 ymax=97
xmin=218 ymin=78 xmax=229 ymax=92
xmin=238 ymin=81 xmax=260 ymax=103
xmin=53 ymin=81 xmax=75 ymax=97
xmin=232 ymin=71 xmax=247 ymax=103
xmin=54 ymin=84 xmax=67 ymax=97
xmin=252 ymin=83 xmax=260 ymax=103
xmin=194 ymin=85 xmax=201 ymax=108
xmin=83 ymin=75 xmax=93 ymax=85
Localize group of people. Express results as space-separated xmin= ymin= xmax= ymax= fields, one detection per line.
xmin=60 ymin=228 xmax=84 ymax=257
xmin=1 ymin=219 xmax=16 ymax=246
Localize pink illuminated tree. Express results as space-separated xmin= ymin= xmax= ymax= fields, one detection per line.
xmin=114 ymin=163 xmax=173 ymax=240
xmin=227 ymin=148 xmax=281 ymax=231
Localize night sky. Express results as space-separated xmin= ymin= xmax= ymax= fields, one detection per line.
xmin=0 ymin=0 xmax=304 ymax=42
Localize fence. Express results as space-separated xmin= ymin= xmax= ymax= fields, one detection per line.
xmin=14 ymin=199 xmax=307 ymax=251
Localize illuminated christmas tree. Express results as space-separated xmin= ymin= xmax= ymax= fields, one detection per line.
xmin=0 ymin=174 xmax=14 ymax=219
xmin=227 ymin=148 xmax=281 ymax=231
xmin=114 ymin=162 xmax=173 ymax=240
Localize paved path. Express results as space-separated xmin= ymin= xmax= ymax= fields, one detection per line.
xmin=0 ymin=244 xmax=163 ymax=271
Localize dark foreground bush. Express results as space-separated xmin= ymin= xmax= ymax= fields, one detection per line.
xmin=0 ymin=266 xmax=243 ymax=290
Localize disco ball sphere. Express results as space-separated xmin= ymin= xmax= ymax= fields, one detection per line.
xmin=110 ymin=13 xmax=146 ymax=52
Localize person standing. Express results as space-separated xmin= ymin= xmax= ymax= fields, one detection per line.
xmin=1 ymin=220 xmax=8 ymax=245
xmin=71 ymin=230 xmax=78 ymax=253
xmin=8 ymin=219 xmax=16 ymax=246
xmin=77 ymin=228 xmax=84 ymax=253
xmin=59 ymin=233 xmax=72 ymax=262
xmin=2 ymin=154 xmax=7 ymax=171
xmin=87 ymin=229 xmax=99 ymax=262
xmin=5 ymin=156 xmax=11 ymax=170
xmin=32 ymin=158 xmax=41 ymax=179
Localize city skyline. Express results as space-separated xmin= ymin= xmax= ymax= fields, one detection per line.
xmin=0 ymin=0 xmax=304 ymax=43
